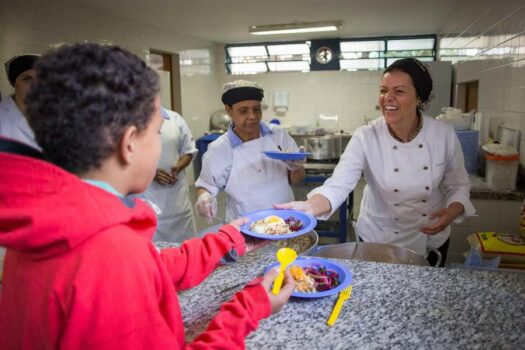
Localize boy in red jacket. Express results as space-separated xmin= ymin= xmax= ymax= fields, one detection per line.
xmin=0 ymin=43 xmax=294 ymax=349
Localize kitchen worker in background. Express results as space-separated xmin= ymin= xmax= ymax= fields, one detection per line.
xmin=0 ymin=54 xmax=40 ymax=149
xmin=276 ymin=58 xmax=475 ymax=267
xmin=195 ymin=80 xmax=306 ymax=223
xmin=0 ymin=43 xmax=294 ymax=349
xmin=143 ymin=107 xmax=198 ymax=242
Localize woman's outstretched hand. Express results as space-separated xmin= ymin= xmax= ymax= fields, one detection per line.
xmin=273 ymin=201 xmax=315 ymax=215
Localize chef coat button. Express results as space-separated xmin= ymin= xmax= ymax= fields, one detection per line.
xmin=393 ymin=145 xmax=398 ymax=150
xmin=422 ymin=213 xmax=427 ymax=217
xmin=394 ymin=168 xmax=399 ymax=172
xmin=394 ymin=231 xmax=399 ymax=234
xmin=423 ymin=166 xmax=428 ymax=170
xmin=394 ymin=189 xmax=399 ymax=192
xmin=419 ymin=144 xmax=423 ymax=148
xmin=395 ymin=218 xmax=399 ymax=221
xmin=425 ymin=186 xmax=430 ymax=190
xmin=422 ymin=199 xmax=427 ymax=203
xmin=394 ymin=203 xmax=399 ymax=206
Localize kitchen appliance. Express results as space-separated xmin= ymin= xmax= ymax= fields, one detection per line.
xmin=209 ymin=109 xmax=231 ymax=133
xmin=306 ymin=135 xmax=342 ymax=160
xmin=291 ymin=132 xmax=351 ymax=160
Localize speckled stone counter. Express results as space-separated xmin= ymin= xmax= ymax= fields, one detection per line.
xmin=156 ymin=241 xmax=525 ymax=350
xmin=470 ymin=175 xmax=525 ymax=200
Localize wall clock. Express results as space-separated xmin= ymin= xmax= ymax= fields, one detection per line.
xmin=315 ymin=46 xmax=334 ymax=64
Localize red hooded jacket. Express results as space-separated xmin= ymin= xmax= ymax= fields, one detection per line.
xmin=0 ymin=151 xmax=271 ymax=349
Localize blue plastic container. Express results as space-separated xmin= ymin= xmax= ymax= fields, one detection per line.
xmin=456 ymin=130 xmax=479 ymax=174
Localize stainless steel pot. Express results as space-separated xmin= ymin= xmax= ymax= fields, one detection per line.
xmin=275 ymin=230 xmax=319 ymax=256
xmin=305 ymin=135 xmax=342 ymax=160
xmin=291 ymin=133 xmax=351 ymax=160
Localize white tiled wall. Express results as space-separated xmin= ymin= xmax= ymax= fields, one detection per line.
xmin=0 ymin=0 xmax=221 ymax=145
xmin=441 ymin=0 xmax=525 ymax=162
xmin=218 ymin=68 xmax=382 ymax=133
xmin=439 ymin=0 xmax=525 ymax=264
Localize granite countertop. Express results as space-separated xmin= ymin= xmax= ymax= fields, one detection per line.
xmin=470 ymin=175 xmax=525 ymax=200
xmin=157 ymin=241 xmax=525 ymax=350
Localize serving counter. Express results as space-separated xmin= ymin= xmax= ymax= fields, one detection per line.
xmin=157 ymin=241 xmax=525 ymax=349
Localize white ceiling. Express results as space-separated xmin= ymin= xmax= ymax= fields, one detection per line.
xmin=77 ymin=0 xmax=463 ymax=44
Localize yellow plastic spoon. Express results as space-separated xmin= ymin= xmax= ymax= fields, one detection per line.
xmin=272 ymin=247 xmax=297 ymax=295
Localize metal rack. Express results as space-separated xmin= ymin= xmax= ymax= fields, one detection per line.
xmin=302 ymin=162 xmax=353 ymax=243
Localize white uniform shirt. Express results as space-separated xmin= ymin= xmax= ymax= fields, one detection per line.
xmin=309 ymin=115 xmax=475 ymax=255
xmin=0 ymin=96 xmax=40 ymax=150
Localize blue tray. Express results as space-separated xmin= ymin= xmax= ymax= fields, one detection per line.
xmin=240 ymin=209 xmax=316 ymax=240
xmin=263 ymin=151 xmax=311 ymax=161
xmin=264 ymin=257 xmax=352 ymax=298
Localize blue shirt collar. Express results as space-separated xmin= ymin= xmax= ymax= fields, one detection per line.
xmin=161 ymin=108 xmax=170 ymax=120
xmin=83 ymin=179 xmax=124 ymax=197
xmin=227 ymin=122 xmax=272 ymax=148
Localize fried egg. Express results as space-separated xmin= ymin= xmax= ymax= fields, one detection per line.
xmin=263 ymin=215 xmax=285 ymax=225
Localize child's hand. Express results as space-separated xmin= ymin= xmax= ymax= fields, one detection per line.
xmin=260 ymin=267 xmax=295 ymax=314
xmin=228 ymin=217 xmax=248 ymax=231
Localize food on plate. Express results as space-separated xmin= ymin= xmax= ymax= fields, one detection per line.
xmin=290 ymin=266 xmax=316 ymax=293
xmin=249 ymin=215 xmax=303 ymax=235
xmin=276 ymin=234 xmax=315 ymax=254
xmin=290 ymin=264 xmax=340 ymax=293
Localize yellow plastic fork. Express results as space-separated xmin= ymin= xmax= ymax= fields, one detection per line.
xmin=327 ymin=285 xmax=353 ymax=326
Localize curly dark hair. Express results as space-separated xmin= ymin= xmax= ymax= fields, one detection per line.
xmin=26 ymin=43 xmax=159 ymax=174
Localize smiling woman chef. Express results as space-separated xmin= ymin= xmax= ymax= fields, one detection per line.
xmin=277 ymin=58 xmax=475 ymax=266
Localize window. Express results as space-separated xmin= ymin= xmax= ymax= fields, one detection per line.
xmin=439 ymin=35 xmax=525 ymax=63
xmin=225 ymin=35 xmax=437 ymax=74
xmin=339 ymin=36 xmax=436 ymax=71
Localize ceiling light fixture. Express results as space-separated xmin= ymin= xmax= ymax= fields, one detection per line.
xmin=250 ymin=21 xmax=343 ymax=35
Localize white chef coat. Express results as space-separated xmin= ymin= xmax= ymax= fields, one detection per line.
xmin=0 ymin=96 xmax=40 ymax=150
xmin=309 ymin=115 xmax=475 ymax=256
xmin=143 ymin=109 xmax=198 ymax=243
xmin=195 ymin=122 xmax=298 ymax=222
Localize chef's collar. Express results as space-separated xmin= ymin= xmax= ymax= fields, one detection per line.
xmin=161 ymin=108 xmax=170 ymax=120
xmin=227 ymin=122 xmax=272 ymax=148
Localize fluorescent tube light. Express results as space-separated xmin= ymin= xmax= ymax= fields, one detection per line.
xmin=250 ymin=21 xmax=342 ymax=35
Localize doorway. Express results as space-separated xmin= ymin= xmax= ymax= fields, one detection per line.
xmin=148 ymin=51 xmax=182 ymax=114
xmin=456 ymin=81 xmax=478 ymax=113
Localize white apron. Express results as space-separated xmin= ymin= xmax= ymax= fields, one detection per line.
xmin=223 ymin=135 xmax=294 ymax=222
xmin=144 ymin=117 xmax=196 ymax=242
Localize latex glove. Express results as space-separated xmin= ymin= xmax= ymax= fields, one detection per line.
xmin=195 ymin=192 xmax=217 ymax=223
xmin=283 ymin=146 xmax=306 ymax=171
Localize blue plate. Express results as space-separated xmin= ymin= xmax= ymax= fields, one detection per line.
xmin=264 ymin=257 xmax=352 ymax=298
xmin=240 ymin=209 xmax=317 ymax=240
xmin=263 ymin=151 xmax=311 ymax=161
